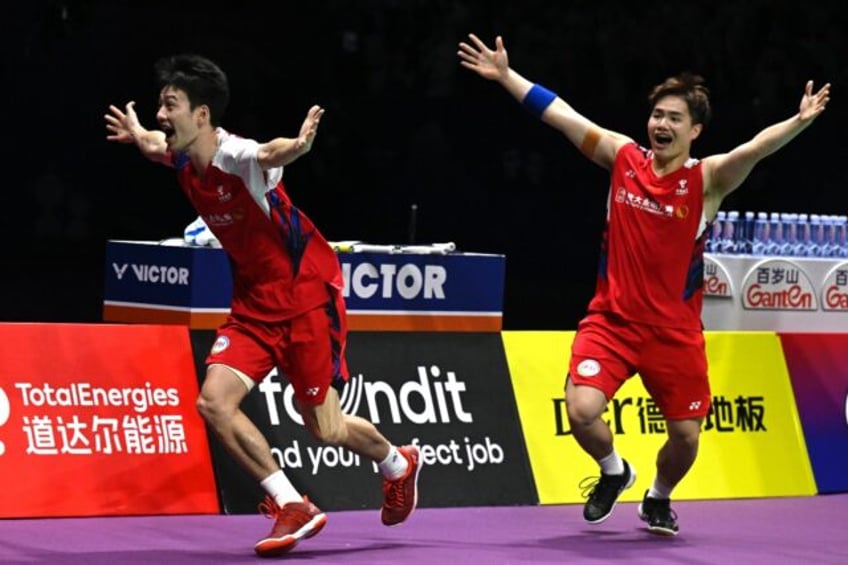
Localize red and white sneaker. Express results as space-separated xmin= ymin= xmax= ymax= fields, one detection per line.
xmin=381 ymin=445 xmax=423 ymax=526
xmin=254 ymin=495 xmax=327 ymax=557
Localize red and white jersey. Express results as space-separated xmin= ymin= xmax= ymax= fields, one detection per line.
xmin=172 ymin=128 xmax=342 ymax=322
xmin=587 ymin=142 xmax=708 ymax=330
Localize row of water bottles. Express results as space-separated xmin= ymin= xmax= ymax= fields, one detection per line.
xmin=707 ymin=211 xmax=848 ymax=258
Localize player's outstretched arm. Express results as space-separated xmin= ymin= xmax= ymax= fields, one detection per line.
xmin=256 ymin=105 xmax=325 ymax=170
xmin=105 ymin=101 xmax=171 ymax=166
xmin=458 ymin=33 xmax=631 ymax=169
xmin=704 ymin=80 xmax=831 ymax=205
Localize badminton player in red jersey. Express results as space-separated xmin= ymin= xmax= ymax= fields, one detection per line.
xmin=106 ymin=54 xmax=422 ymax=556
xmin=459 ymin=34 xmax=829 ymax=535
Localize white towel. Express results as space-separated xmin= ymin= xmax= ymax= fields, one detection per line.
xmin=183 ymin=216 xmax=220 ymax=247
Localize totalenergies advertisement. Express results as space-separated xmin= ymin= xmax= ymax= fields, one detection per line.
xmin=502 ymin=331 xmax=816 ymax=504
xmin=0 ymin=324 xmax=219 ymax=518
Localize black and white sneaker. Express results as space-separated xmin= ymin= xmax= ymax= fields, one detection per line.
xmin=580 ymin=459 xmax=636 ymax=524
xmin=638 ymin=491 xmax=679 ymax=536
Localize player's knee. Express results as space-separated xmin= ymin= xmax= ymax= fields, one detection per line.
xmin=196 ymin=393 xmax=228 ymax=426
xmin=195 ymin=394 xmax=213 ymax=422
xmin=565 ymin=389 xmax=605 ymax=426
xmin=668 ymin=424 xmax=700 ymax=450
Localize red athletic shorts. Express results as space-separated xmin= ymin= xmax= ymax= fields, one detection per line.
xmin=568 ymin=311 xmax=711 ymax=420
xmin=205 ymin=291 xmax=349 ymax=406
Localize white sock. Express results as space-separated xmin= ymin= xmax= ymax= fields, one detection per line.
xmin=260 ymin=470 xmax=302 ymax=506
xmin=648 ymin=477 xmax=673 ymax=499
xmin=598 ymin=450 xmax=625 ymax=475
xmin=378 ymin=445 xmax=409 ymax=480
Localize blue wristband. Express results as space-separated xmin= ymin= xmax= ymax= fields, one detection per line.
xmin=522 ymin=84 xmax=557 ymax=118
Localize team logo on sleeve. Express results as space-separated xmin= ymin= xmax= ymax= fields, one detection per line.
xmin=577 ymin=359 xmax=601 ymax=377
xmin=211 ymin=336 xmax=230 ymax=354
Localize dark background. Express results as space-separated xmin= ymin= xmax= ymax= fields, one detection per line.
xmin=4 ymin=0 xmax=846 ymax=329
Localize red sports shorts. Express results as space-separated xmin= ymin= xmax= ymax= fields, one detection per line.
xmin=205 ymin=292 xmax=349 ymax=406
xmin=568 ymin=311 xmax=711 ymax=419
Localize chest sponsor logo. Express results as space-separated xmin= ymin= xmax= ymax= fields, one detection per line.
xmin=618 ymin=189 xmax=673 ymax=217
xmin=204 ymin=208 xmax=246 ymax=227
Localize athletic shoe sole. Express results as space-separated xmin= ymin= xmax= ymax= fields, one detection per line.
xmin=254 ymin=513 xmax=328 ymax=557
xmin=637 ymin=502 xmax=678 ymax=537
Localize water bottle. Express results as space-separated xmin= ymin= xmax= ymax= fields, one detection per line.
xmin=780 ymin=213 xmax=798 ymax=256
xmin=823 ymin=215 xmax=839 ymax=257
xmin=752 ymin=212 xmax=769 ymax=256
xmin=796 ymin=213 xmax=810 ymax=256
xmin=838 ymin=215 xmax=848 ymax=257
xmin=742 ymin=211 xmax=755 ymax=254
xmin=766 ymin=212 xmax=783 ymax=256
xmin=719 ymin=210 xmax=739 ymax=254
xmin=808 ymin=214 xmax=823 ymax=256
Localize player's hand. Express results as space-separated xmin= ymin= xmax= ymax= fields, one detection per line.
xmin=105 ymin=101 xmax=142 ymax=143
xmin=799 ymin=81 xmax=830 ymax=122
xmin=298 ymin=105 xmax=324 ymax=154
xmin=458 ymin=34 xmax=509 ymax=81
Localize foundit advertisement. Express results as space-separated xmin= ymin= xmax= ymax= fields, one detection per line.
xmin=502 ymin=331 xmax=816 ymax=504
xmin=191 ymin=331 xmax=537 ymax=513
xmin=0 ymin=324 xmax=219 ymax=518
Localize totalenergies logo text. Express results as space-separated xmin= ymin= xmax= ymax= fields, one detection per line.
xmin=742 ymin=260 xmax=817 ymax=311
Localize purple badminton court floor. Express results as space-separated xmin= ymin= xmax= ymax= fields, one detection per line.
xmin=2 ymin=494 xmax=847 ymax=564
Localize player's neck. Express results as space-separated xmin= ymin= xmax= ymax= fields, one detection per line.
xmin=186 ymin=129 xmax=219 ymax=178
xmin=651 ymin=151 xmax=690 ymax=177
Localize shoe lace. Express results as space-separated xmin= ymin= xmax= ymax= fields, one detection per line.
xmin=579 ymin=476 xmax=601 ymax=499
xmin=383 ymin=477 xmax=406 ymax=508
xmin=258 ymin=496 xmax=282 ymax=520
xmin=579 ymin=475 xmax=618 ymax=502
xmin=650 ymin=498 xmax=679 ymax=524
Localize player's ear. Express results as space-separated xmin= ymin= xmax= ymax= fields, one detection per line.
xmin=690 ymin=123 xmax=702 ymax=141
xmin=195 ymin=104 xmax=211 ymax=127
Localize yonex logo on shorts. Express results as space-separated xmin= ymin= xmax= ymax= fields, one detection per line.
xmin=211 ymin=336 xmax=230 ymax=354
xmin=577 ymin=359 xmax=601 ymax=377
xmin=689 ymin=401 xmax=702 ymax=411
